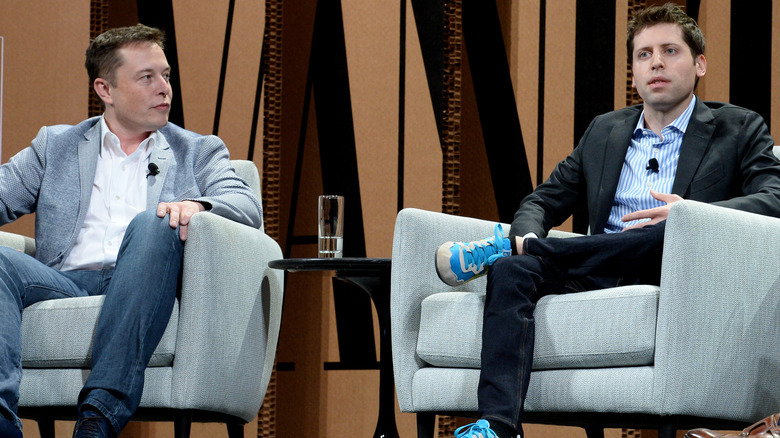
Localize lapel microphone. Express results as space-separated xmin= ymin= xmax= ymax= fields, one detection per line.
xmin=147 ymin=162 xmax=160 ymax=177
xmin=646 ymin=158 xmax=659 ymax=173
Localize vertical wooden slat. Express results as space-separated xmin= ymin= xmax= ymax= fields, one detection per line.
xmin=626 ymin=0 xmax=646 ymax=107
xmin=437 ymin=416 xmax=458 ymax=438
xmin=258 ymin=0 xmax=282 ymax=436
xmin=438 ymin=0 xmax=462 ymax=435
xmin=89 ymin=0 xmax=109 ymax=118
xmin=441 ymin=0 xmax=462 ymax=217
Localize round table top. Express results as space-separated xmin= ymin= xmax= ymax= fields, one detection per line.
xmin=268 ymin=257 xmax=391 ymax=273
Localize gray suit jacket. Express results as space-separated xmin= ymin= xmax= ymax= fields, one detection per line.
xmin=0 ymin=117 xmax=262 ymax=268
xmin=511 ymin=100 xmax=780 ymax=237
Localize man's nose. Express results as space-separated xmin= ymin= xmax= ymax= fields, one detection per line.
xmin=157 ymin=77 xmax=171 ymax=96
xmin=651 ymin=52 xmax=664 ymax=69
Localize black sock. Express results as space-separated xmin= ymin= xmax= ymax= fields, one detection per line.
xmin=486 ymin=419 xmax=518 ymax=438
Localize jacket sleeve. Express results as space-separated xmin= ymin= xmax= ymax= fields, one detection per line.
xmin=0 ymin=127 xmax=48 ymax=225
xmin=709 ymin=110 xmax=780 ymax=218
xmin=509 ymin=117 xmax=596 ymax=238
xmin=189 ymin=135 xmax=263 ymax=229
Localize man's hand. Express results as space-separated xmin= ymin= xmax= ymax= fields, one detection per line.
xmin=621 ymin=190 xmax=683 ymax=230
xmin=157 ymin=201 xmax=206 ymax=241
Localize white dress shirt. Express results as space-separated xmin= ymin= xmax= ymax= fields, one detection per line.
xmin=60 ymin=116 xmax=156 ymax=271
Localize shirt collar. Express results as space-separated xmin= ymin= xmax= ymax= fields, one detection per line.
xmin=633 ymin=94 xmax=697 ymax=138
xmin=99 ymin=115 xmax=156 ymax=160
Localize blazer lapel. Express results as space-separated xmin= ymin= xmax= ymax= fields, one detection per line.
xmin=146 ymin=135 xmax=173 ymax=209
xmin=593 ymin=115 xmax=637 ymax=233
xmin=77 ymin=123 xmax=101 ymax=224
xmin=671 ymin=100 xmax=716 ymax=196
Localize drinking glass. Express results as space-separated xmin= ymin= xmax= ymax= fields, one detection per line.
xmin=318 ymin=195 xmax=344 ymax=258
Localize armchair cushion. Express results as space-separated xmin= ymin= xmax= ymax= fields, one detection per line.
xmin=417 ymin=285 xmax=659 ymax=369
xmin=21 ymin=295 xmax=178 ymax=368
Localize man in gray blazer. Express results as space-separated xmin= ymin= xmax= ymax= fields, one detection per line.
xmin=436 ymin=4 xmax=780 ymax=438
xmin=0 ymin=25 xmax=261 ymax=438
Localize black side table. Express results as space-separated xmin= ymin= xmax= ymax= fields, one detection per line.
xmin=269 ymin=257 xmax=398 ymax=438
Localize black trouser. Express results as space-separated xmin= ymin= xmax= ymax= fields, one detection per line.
xmin=478 ymin=222 xmax=666 ymax=436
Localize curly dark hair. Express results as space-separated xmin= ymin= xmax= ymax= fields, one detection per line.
xmin=627 ymin=3 xmax=705 ymax=62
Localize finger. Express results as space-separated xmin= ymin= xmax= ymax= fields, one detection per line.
xmin=179 ymin=204 xmax=200 ymax=226
xmin=178 ymin=208 xmax=191 ymax=226
xmin=168 ymin=205 xmax=181 ymax=228
xmin=624 ymin=217 xmax=663 ymax=230
xmin=179 ymin=223 xmax=188 ymax=241
xmin=650 ymin=190 xmax=681 ymax=204
xmin=157 ymin=203 xmax=168 ymax=218
xmin=622 ymin=220 xmax=651 ymax=231
xmin=622 ymin=207 xmax=658 ymax=222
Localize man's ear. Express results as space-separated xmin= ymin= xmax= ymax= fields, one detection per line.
xmin=93 ymin=78 xmax=112 ymax=106
xmin=695 ymin=54 xmax=707 ymax=78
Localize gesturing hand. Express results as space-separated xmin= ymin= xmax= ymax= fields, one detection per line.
xmin=621 ymin=190 xmax=683 ymax=231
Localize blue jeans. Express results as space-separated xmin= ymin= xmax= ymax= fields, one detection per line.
xmin=0 ymin=210 xmax=183 ymax=433
xmin=478 ymin=222 xmax=666 ymax=436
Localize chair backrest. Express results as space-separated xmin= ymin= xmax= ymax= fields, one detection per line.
xmin=230 ymin=159 xmax=263 ymax=232
xmin=231 ymin=160 xmax=261 ymax=197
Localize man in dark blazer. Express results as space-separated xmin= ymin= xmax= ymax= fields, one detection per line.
xmin=436 ymin=4 xmax=780 ymax=438
xmin=0 ymin=25 xmax=261 ymax=438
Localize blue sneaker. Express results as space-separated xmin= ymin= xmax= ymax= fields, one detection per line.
xmin=455 ymin=419 xmax=499 ymax=438
xmin=435 ymin=223 xmax=511 ymax=286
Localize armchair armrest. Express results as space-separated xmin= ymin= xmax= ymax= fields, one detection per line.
xmin=0 ymin=230 xmax=36 ymax=256
xmin=170 ymin=211 xmax=284 ymax=422
xmin=654 ymin=200 xmax=780 ymax=422
xmin=390 ymin=209 xmax=582 ymax=412
xmin=391 ymin=208 xmax=508 ymax=412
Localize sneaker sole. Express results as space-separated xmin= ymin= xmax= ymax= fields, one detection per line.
xmin=435 ymin=242 xmax=463 ymax=286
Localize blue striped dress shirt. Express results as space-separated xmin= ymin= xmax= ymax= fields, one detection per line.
xmin=604 ymin=96 xmax=697 ymax=233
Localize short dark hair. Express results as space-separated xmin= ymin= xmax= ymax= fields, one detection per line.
xmin=85 ymin=24 xmax=166 ymax=87
xmin=627 ymin=3 xmax=705 ymax=62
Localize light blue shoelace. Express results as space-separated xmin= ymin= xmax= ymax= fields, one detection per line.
xmin=455 ymin=419 xmax=498 ymax=438
xmin=486 ymin=223 xmax=507 ymax=265
xmin=462 ymin=224 xmax=506 ymax=271
xmin=459 ymin=224 xmax=508 ymax=277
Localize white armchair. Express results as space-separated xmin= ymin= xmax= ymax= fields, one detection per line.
xmin=391 ymin=200 xmax=780 ymax=438
xmin=12 ymin=160 xmax=283 ymax=438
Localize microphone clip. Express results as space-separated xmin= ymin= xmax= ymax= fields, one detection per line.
xmin=147 ymin=162 xmax=160 ymax=178
xmin=646 ymin=158 xmax=659 ymax=173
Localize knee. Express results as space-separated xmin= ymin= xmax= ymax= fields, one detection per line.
xmin=126 ymin=210 xmax=181 ymax=246
xmin=0 ymin=245 xmax=19 ymax=260
xmin=488 ymin=255 xmax=530 ymax=280
xmin=129 ymin=210 xmax=173 ymax=234
xmin=486 ymin=256 xmax=521 ymax=291
xmin=0 ymin=246 xmax=30 ymax=269
xmin=0 ymin=247 xmax=27 ymax=307
xmin=486 ymin=255 xmax=541 ymax=298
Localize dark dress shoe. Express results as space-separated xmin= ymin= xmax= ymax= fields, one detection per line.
xmin=686 ymin=414 xmax=780 ymax=438
xmin=0 ymin=415 xmax=22 ymax=438
xmin=72 ymin=410 xmax=117 ymax=438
